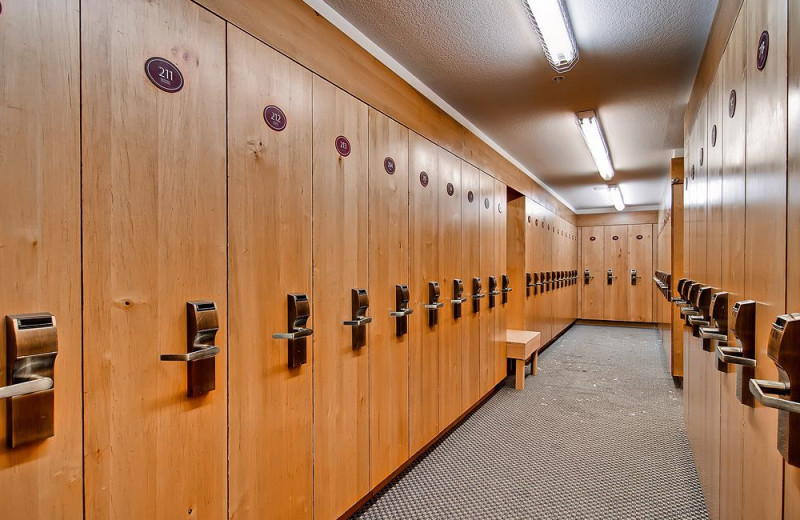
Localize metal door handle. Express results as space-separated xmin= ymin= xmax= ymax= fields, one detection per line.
xmin=750 ymin=379 xmax=800 ymax=414
xmin=451 ymin=298 xmax=468 ymax=304
xmin=471 ymin=293 xmax=485 ymax=300
xmin=501 ymin=288 xmax=512 ymax=293
xmin=488 ymin=290 xmax=500 ymax=296
xmin=715 ymin=345 xmax=757 ymax=369
xmin=161 ymin=344 xmax=221 ymax=362
xmin=699 ymin=327 xmax=727 ymax=342
xmin=272 ymin=327 xmax=313 ymax=340
xmin=424 ymin=302 xmax=444 ymax=309
xmin=688 ymin=316 xmax=711 ymax=327
xmin=390 ymin=308 xmax=414 ymax=317
xmin=344 ymin=316 xmax=373 ymax=327
xmin=0 ymin=375 xmax=54 ymax=400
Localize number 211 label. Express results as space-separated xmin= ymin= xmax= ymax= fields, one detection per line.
xmin=145 ymin=57 xmax=184 ymax=93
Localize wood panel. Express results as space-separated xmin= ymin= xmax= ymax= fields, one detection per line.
xmin=742 ymin=0 xmax=787 ymax=518
xmin=311 ymin=77 xmax=369 ymax=520
xmin=575 ymin=211 xmax=659 ymax=227
xmin=408 ymin=132 xmax=440 ymax=453
xmin=581 ymin=227 xmax=605 ymax=319
xmin=785 ymin=0 xmax=800 ymax=514
xmin=479 ymin=171 xmax=497 ymax=395
xmin=506 ymin=195 xmax=527 ymax=331
xmin=368 ymin=108 xmax=410 ymax=487
xmin=438 ymin=149 xmax=463 ymax=429
xmin=719 ymin=11 xmax=746 ymax=519
xmin=603 ymin=226 xmax=628 ymax=321
xmin=0 ymin=0 xmax=82 ymax=517
xmin=627 ymin=224 xmax=653 ymax=322
xmin=671 ymin=181 xmax=685 ymax=378
xmin=227 ymin=28 xmax=312 ymax=519
xmin=461 ymin=161 xmax=482 ymax=411
xmin=193 ymin=0 xmax=575 ymax=221
xmin=494 ymin=179 xmax=508 ymax=385
xmin=82 ymin=0 xmax=227 ymax=517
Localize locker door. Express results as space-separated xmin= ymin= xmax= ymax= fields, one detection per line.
xmin=742 ymin=1 xmax=788 ymax=518
xmin=227 ymin=27 xmax=312 ymax=519
xmin=0 ymin=1 xmax=82 ymax=518
xmin=627 ymin=224 xmax=653 ymax=322
xmin=438 ymin=149 xmax=462 ymax=428
xmin=409 ymin=132 xmax=440 ymax=453
xmin=461 ymin=162 xmax=482 ymax=411
xmin=541 ymin=209 xmax=555 ymax=342
xmin=603 ymin=226 xmax=628 ymax=321
xmin=494 ymin=180 xmax=508 ymax=385
xmin=82 ymin=0 xmax=227 ymax=518
xmin=786 ymin=0 xmax=800 ymax=514
xmin=311 ymin=78 xmax=369 ymax=519
xmin=531 ymin=203 xmax=551 ymax=340
xmin=368 ymin=109 xmax=409 ymax=487
xmin=719 ymin=10 xmax=747 ymax=520
xmin=506 ymin=196 xmax=527 ymax=332
xmin=479 ymin=172 xmax=496 ymax=395
xmin=524 ymin=200 xmax=540 ymax=335
xmin=581 ymin=227 xmax=604 ymax=319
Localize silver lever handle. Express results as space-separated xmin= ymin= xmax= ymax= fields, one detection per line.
xmin=272 ymin=327 xmax=313 ymax=340
xmin=488 ymin=290 xmax=501 ymax=296
xmin=451 ymin=298 xmax=468 ymax=304
xmin=390 ymin=308 xmax=413 ymax=317
xmin=161 ymin=344 xmax=220 ymax=362
xmin=749 ymin=379 xmax=800 ymax=414
xmin=424 ymin=302 xmax=444 ymax=310
xmin=699 ymin=327 xmax=727 ymax=341
xmin=471 ymin=293 xmax=485 ymax=300
xmin=0 ymin=375 xmax=54 ymax=400
xmin=715 ymin=345 xmax=757 ymax=368
xmin=343 ymin=317 xmax=373 ymax=327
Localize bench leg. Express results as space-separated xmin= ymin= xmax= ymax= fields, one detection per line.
xmin=532 ymin=351 xmax=538 ymax=377
xmin=515 ymin=359 xmax=524 ymax=391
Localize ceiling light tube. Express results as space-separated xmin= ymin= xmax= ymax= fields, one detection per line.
xmin=577 ymin=110 xmax=615 ymax=181
xmin=523 ymin=0 xmax=579 ymax=73
xmin=608 ymin=185 xmax=625 ymax=212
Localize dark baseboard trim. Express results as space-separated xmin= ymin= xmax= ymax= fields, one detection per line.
xmin=339 ymin=383 xmax=502 ymax=519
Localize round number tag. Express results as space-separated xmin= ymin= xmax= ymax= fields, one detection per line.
xmin=419 ymin=171 xmax=429 ymax=187
xmin=335 ymin=136 xmax=351 ymax=157
xmin=468 ymin=190 xmax=474 ymax=203
xmin=637 ymin=234 xmax=643 ymax=240
xmin=757 ymin=30 xmax=769 ymax=71
xmin=729 ymin=90 xmax=737 ymax=118
xmin=484 ymin=198 xmax=490 ymax=209
xmin=145 ymin=57 xmax=184 ymax=93
xmin=263 ymin=105 xmax=287 ymax=132
xmin=384 ymin=157 xmax=396 ymax=174
xmin=711 ymin=125 xmax=717 ymax=147
xmin=447 ymin=182 xmax=454 ymax=196
xmin=590 ymin=236 xmax=596 ymax=241
xmin=612 ymin=235 xmax=619 ymax=241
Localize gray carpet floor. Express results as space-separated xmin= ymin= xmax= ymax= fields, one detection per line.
xmin=351 ymin=324 xmax=708 ymax=519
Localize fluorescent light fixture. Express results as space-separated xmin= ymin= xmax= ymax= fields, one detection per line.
xmin=608 ymin=185 xmax=625 ymax=211
xmin=577 ymin=110 xmax=615 ymax=181
xmin=522 ymin=0 xmax=579 ymax=73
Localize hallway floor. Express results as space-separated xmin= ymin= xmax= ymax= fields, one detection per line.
xmin=352 ymin=324 xmax=708 ymax=519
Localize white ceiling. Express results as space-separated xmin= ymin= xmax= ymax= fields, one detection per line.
xmin=323 ymin=0 xmax=717 ymax=211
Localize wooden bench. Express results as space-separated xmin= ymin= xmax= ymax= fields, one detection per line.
xmin=506 ymin=330 xmax=542 ymax=391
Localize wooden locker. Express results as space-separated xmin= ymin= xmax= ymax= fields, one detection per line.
xmin=581 ymin=227 xmax=604 ymax=319
xmin=409 ymin=132 xmax=440 ymax=453
xmin=785 ymin=0 xmax=800 ymax=514
xmin=461 ymin=161 xmax=482 ymax=411
xmin=627 ymin=225 xmax=653 ymax=322
xmin=438 ymin=149 xmax=463 ymax=428
xmin=719 ymin=10 xmax=747 ymax=520
xmin=82 ymin=0 xmax=227 ymax=517
xmin=530 ymin=203 xmax=552 ymax=340
xmin=603 ymin=226 xmax=628 ymax=321
xmin=227 ymin=28 xmax=313 ymax=519
xmin=742 ymin=1 xmax=788 ymax=518
xmin=368 ymin=109 xmax=410 ymax=487
xmin=506 ymin=196 xmax=527 ymax=331
xmin=479 ymin=171 xmax=496 ymax=395
xmin=525 ymin=200 xmax=541 ymax=336
xmin=494 ymin=180 xmax=508 ymax=385
xmin=540 ymin=208 xmax=555 ymax=342
xmin=0 ymin=1 xmax=82 ymax=518
xmin=311 ymin=78 xmax=369 ymax=519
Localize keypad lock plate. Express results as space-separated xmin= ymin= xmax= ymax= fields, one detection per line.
xmin=187 ymin=301 xmax=219 ymax=396
xmin=287 ymin=294 xmax=310 ymax=369
xmin=501 ymin=275 xmax=510 ymax=304
xmin=453 ymin=279 xmax=464 ymax=320
xmin=350 ymin=288 xmax=369 ymax=349
xmin=731 ymin=300 xmax=757 ymax=406
xmin=5 ymin=313 xmax=58 ymax=447
xmin=472 ymin=277 xmax=482 ymax=314
xmin=767 ymin=315 xmax=800 ymax=465
xmin=488 ymin=276 xmax=498 ymax=309
xmin=396 ymin=284 xmax=411 ymax=337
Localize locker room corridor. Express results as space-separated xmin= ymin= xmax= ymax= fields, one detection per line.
xmin=352 ymin=325 xmax=708 ymax=519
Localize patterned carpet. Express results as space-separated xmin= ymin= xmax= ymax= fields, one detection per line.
xmin=351 ymin=324 xmax=708 ymax=519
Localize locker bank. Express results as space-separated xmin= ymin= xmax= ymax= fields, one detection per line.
xmin=2 ymin=0 xmax=798 ymax=518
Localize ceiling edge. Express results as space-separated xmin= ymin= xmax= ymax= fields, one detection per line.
xmin=303 ymin=0 xmax=577 ymax=213
xmin=574 ymin=205 xmax=661 ymax=215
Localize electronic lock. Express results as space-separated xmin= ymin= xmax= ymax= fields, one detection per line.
xmin=272 ymin=294 xmax=313 ymax=369
xmin=488 ymin=276 xmax=499 ymax=309
xmin=452 ymin=279 xmax=467 ymax=319
xmin=426 ymin=281 xmax=444 ymax=327
xmin=343 ymin=288 xmax=371 ymax=349
xmin=161 ymin=301 xmax=221 ymax=396
xmin=688 ymin=286 xmax=713 ymax=344
xmin=543 ymin=272 xmax=550 ymax=292
xmin=526 ymin=273 xmax=534 ymax=297
xmin=715 ymin=300 xmax=757 ymax=405
xmin=471 ymin=277 xmax=484 ymax=314
xmin=501 ymin=275 xmax=511 ymax=304
xmin=2 ymin=313 xmax=58 ymax=447
xmin=584 ymin=269 xmax=591 ymax=285
xmin=749 ymin=314 xmax=800 ymax=467
xmin=631 ymin=269 xmax=641 ymax=286
xmin=390 ymin=284 xmax=413 ymax=336
xmin=700 ymin=292 xmax=729 ymax=350
xmin=607 ymin=270 xmax=613 ymax=285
